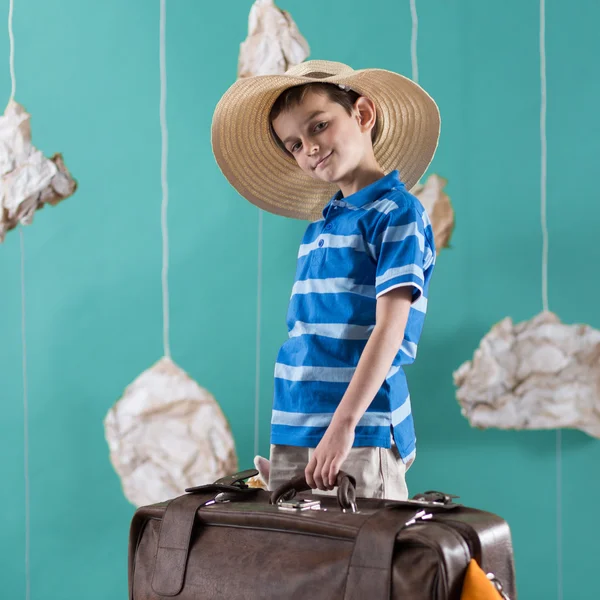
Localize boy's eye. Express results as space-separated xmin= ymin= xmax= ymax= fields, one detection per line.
xmin=288 ymin=122 xmax=327 ymax=153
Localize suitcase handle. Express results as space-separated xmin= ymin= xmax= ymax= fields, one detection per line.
xmin=269 ymin=470 xmax=357 ymax=512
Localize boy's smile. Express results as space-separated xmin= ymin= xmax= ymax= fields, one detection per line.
xmin=314 ymin=151 xmax=333 ymax=170
xmin=271 ymin=89 xmax=384 ymax=198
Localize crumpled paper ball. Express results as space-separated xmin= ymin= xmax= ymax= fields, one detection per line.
xmin=412 ymin=174 xmax=454 ymax=252
xmin=238 ymin=0 xmax=310 ymax=79
xmin=454 ymin=311 xmax=600 ymax=438
xmin=0 ymin=100 xmax=77 ymax=241
xmin=104 ymin=357 xmax=238 ymax=506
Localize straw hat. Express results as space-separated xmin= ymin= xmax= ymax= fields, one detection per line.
xmin=212 ymin=60 xmax=440 ymax=221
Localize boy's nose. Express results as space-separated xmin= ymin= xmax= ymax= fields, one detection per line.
xmin=306 ymin=143 xmax=319 ymax=156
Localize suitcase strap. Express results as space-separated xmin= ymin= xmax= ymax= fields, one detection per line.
xmin=151 ymin=493 xmax=214 ymax=596
xmin=151 ymin=488 xmax=259 ymax=597
xmin=343 ymin=503 xmax=460 ymax=600
xmin=151 ymin=473 xmax=261 ymax=596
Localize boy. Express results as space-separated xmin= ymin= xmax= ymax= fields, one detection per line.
xmin=212 ymin=60 xmax=439 ymax=500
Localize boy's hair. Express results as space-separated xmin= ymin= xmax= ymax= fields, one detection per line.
xmin=269 ymin=82 xmax=380 ymax=156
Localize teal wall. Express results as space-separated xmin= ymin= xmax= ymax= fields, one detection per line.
xmin=1 ymin=0 xmax=598 ymax=597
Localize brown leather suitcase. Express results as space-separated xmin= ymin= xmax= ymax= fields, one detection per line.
xmin=128 ymin=469 xmax=516 ymax=599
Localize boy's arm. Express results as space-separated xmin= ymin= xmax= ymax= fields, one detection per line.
xmin=305 ymin=285 xmax=413 ymax=491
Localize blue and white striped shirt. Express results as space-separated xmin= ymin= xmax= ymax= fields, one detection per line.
xmin=271 ymin=170 xmax=436 ymax=464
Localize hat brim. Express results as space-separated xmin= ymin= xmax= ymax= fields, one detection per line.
xmin=212 ymin=62 xmax=440 ymax=221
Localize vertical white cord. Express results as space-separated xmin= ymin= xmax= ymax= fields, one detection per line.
xmin=10 ymin=1 xmax=28 ymax=597
xmin=409 ymin=0 xmax=418 ymax=84
xmin=556 ymin=429 xmax=562 ymax=600
xmin=540 ymin=0 xmax=549 ymax=314
xmin=159 ymin=0 xmax=171 ymax=358
xmin=8 ymin=0 xmax=15 ymax=100
xmin=254 ymin=211 xmax=263 ymax=457
xmin=20 ymin=231 xmax=30 ymax=600
xmin=539 ymin=2 xmax=562 ymax=598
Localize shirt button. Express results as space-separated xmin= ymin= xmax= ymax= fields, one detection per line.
xmin=318 ymin=239 xmax=324 ymax=247
xmin=325 ymin=224 xmax=332 ymax=231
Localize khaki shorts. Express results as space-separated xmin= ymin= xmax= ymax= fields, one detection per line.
xmin=268 ymin=442 xmax=408 ymax=501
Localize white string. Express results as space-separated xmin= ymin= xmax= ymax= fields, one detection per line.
xmin=409 ymin=0 xmax=418 ymax=84
xmin=556 ymin=429 xmax=563 ymax=600
xmin=254 ymin=211 xmax=263 ymax=457
xmin=10 ymin=1 xmax=28 ymax=596
xmin=539 ymin=2 xmax=562 ymax=598
xmin=20 ymin=231 xmax=30 ymax=600
xmin=540 ymin=0 xmax=549 ymax=314
xmin=8 ymin=0 xmax=15 ymax=100
xmin=159 ymin=0 xmax=171 ymax=358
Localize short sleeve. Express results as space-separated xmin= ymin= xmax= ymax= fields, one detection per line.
xmin=373 ymin=202 xmax=429 ymax=301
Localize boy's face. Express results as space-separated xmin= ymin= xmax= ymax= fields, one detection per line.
xmin=272 ymin=90 xmax=376 ymax=186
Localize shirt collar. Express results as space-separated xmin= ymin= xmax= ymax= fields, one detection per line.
xmin=324 ymin=170 xmax=405 ymax=215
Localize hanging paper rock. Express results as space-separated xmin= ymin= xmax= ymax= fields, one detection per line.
xmin=412 ymin=174 xmax=454 ymax=251
xmin=0 ymin=100 xmax=77 ymax=242
xmin=454 ymin=311 xmax=600 ymax=438
xmin=104 ymin=356 xmax=238 ymax=507
xmin=238 ymin=0 xmax=310 ymax=79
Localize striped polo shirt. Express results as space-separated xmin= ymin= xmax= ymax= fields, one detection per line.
xmin=271 ymin=170 xmax=436 ymax=464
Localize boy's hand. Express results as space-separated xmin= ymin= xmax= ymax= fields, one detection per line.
xmin=305 ymin=419 xmax=355 ymax=491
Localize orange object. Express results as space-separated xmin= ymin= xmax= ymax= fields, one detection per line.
xmin=461 ymin=559 xmax=505 ymax=600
